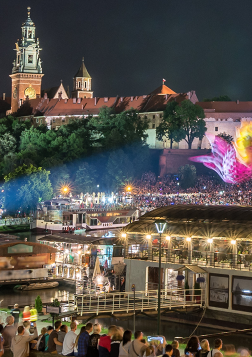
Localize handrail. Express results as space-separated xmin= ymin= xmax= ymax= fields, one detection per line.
xmin=63 ymin=288 xmax=205 ymax=316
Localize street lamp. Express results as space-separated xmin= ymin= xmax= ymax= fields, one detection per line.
xmin=155 ymin=219 xmax=167 ymax=335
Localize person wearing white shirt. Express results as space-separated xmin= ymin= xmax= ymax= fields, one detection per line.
xmin=62 ymin=321 xmax=77 ymax=356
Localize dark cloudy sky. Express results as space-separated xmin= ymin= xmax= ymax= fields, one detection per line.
xmin=0 ymin=0 xmax=252 ymax=101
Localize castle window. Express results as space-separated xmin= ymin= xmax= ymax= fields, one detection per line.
xmin=85 ymin=81 xmax=87 ymax=89
xmin=153 ymin=115 xmax=155 ymax=119
xmin=78 ymin=82 xmax=81 ymax=88
xmin=215 ymin=127 xmax=218 ymax=131
xmin=152 ymin=123 xmax=156 ymax=129
xmin=160 ymin=114 xmax=163 ymax=118
xmin=40 ymin=119 xmax=43 ymax=124
xmin=36 ymin=118 xmax=39 ymax=123
xmin=28 ymin=55 xmax=33 ymax=63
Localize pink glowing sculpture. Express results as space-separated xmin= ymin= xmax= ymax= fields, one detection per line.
xmin=190 ymin=134 xmax=252 ymax=184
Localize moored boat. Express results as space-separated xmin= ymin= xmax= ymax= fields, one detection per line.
xmin=14 ymin=281 xmax=59 ymax=290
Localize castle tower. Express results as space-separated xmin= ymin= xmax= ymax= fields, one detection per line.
xmin=10 ymin=7 xmax=44 ymax=113
xmin=72 ymin=58 xmax=93 ymax=99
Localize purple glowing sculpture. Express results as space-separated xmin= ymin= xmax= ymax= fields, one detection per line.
xmin=190 ymin=134 xmax=252 ymax=184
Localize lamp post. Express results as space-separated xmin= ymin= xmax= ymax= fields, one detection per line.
xmin=208 ymin=238 xmax=214 ymax=266
xmin=155 ymin=219 xmax=167 ymax=335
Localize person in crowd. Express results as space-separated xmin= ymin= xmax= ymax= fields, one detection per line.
xmin=44 ymin=326 xmax=55 ymax=352
xmin=185 ymin=336 xmax=200 ymax=357
xmin=22 ymin=306 xmax=30 ymax=322
xmin=110 ymin=327 xmax=123 ymax=357
xmin=62 ymin=321 xmax=77 ymax=356
xmin=207 ymin=339 xmax=223 ymax=357
xmin=78 ymin=323 xmax=93 ymax=357
xmin=11 ymin=304 xmax=20 ymax=326
xmin=57 ymin=325 xmax=68 ymax=354
xmin=128 ymin=331 xmax=147 ymax=357
xmin=2 ymin=316 xmax=16 ymax=350
xmin=165 ymin=345 xmax=173 ymax=357
xmin=23 ymin=321 xmax=31 ymax=336
xmin=11 ymin=323 xmax=38 ymax=357
xmin=36 ymin=327 xmax=48 ymax=351
xmin=171 ymin=341 xmax=180 ymax=357
xmin=0 ymin=324 xmax=4 ymax=357
xmin=74 ymin=326 xmax=86 ymax=357
xmin=214 ymin=352 xmax=223 ymax=357
xmin=87 ymin=323 xmax=101 ymax=357
xmin=119 ymin=330 xmax=132 ymax=357
xmin=47 ymin=320 xmax=63 ymax=353
xmin=200 ymin=340 xmax=210 ymax=357
xmin=99 ymin=325 xmax=117 ymax=357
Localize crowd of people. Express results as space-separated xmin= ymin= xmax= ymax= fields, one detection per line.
xmin=131 ymin=173 xmax=252 ymax=211
xmin=0 ymin=314 xmax=250 ymax=357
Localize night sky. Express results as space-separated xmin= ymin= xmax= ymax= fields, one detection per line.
xmin=1 ymin=0 xmax=252 ymax=101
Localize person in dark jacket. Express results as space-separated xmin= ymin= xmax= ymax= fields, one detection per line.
xmin=110 ymin=327 xmax=123 ymax=357
xmin=87 ymin=323 xmax=101 ymax=357
xmin=185 ymin=336 xmax=200 ymax=357
xmin=99 ymin=325 xmax=117 ymax=357
xmin=78 ymin=323 xmax=93 ymax=357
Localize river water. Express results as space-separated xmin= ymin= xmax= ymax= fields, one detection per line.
xmin=1 ymin=232 xmax=252 ymax=351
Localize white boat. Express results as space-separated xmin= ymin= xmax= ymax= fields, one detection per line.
xmin=15 ymin=281 xmax=59 ymax=290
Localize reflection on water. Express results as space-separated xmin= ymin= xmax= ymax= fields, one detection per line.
xmin=0 ymin=285 xmax=75 ymax=307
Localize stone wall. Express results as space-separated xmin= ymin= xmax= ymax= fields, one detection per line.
xmin=159 ymin=148 xmax=211 ymax=176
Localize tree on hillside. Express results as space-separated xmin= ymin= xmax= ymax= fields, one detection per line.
xmin=176 ymin=100 xmax=206 ymax=149
xmin=105 ymin=150 xmax=134 ymax=190
xmin=179 ymin=164 xmax=197 ymax=189
xmin=203 ymin=95 xmax=232 ymax=102
xmin=90 ymin=108 xmax=149 ymax=149
xmin=156 ymin=101 xmax=185 ymax=149
xmin=0 ymin=134 xmax=16 ymax=156
xmin=4 ymin=164 xmax=53 ymax=213
xmin=75 ymin=162 xmax=98 ymax=194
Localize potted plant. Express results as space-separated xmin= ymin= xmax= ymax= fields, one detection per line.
xmin=185 ymin=280 xmax=190 ymax=301
xmin=194 ymin=281 xmax=201 ymax=302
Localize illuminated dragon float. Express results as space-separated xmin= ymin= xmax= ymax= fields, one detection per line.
xmin=190 ymin=122 xmax=252 ymax=184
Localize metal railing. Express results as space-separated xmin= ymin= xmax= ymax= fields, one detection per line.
xmin=65 ymin=288 xmax=205 ymax=316
xmin=0 ymin=217 xmax=32 ymax=226
xmin=127 ymin=247 xmax=252 ymax=271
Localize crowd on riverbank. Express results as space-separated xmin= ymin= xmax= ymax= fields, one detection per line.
xmin=131 ymin=173 xmax=252 ymax=211
xmin=0 ymin=314 xmax=250 ymax=357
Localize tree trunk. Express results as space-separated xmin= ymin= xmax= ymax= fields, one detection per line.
xmin=170 ymin=137 xmax=173 ymax=149
xmin=188 ymin=141 xmax=192 ymax=149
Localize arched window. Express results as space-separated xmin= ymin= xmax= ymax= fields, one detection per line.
xmin=78 ymin=82 xmax=81 ymax=88
xmin=85 ymin=81 xmax=87 ymax=89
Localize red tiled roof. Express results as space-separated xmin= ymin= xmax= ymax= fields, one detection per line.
xmin=150 ymin=84 xmax=177 ymax=95
xmin=197 ymin=101 xmax=252 ymax=113
xmin=29 ymin=92 xmax=188 ymax=117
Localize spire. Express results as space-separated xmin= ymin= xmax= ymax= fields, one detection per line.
xmin=22 ymin=6 xmax=35 ymax=27
xmin=27 ymin=6 xmax=31 ymax=19
xmin=74 ymin=58 xmax=91 ymax=78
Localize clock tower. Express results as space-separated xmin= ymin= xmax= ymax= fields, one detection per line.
xmin=10 ymin=7 xmax=44 ymax=113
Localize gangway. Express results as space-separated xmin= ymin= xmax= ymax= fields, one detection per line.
xmin=61 ymin=288 xmax=205 ymax=318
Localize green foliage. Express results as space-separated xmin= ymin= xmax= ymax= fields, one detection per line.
xmin=75 ymin=162 xmax=98 ymax=193
xmin=156 ymin=102 xmax=185 ymax=148
xmin=35 ymin=295 xmax=43 ymax=313
xmin=179 ymin=164 xmax=197 ymax=189
xmin=4 ymin=164 xmax=53 ymax=213
xmin=203 ymin=95 xmax=232 ymax=102
xmin=217 ymin=132 xmax=233 ymax=144
xmin=176 ymin=100 xmax=206 ymax=149
xmin=0 ymin=108 xmax=152 ymax=211
xmin=90 ymin=108 xmax=149 ymax=149
xmin=52 ymin=298 xmax=60 ymax=307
